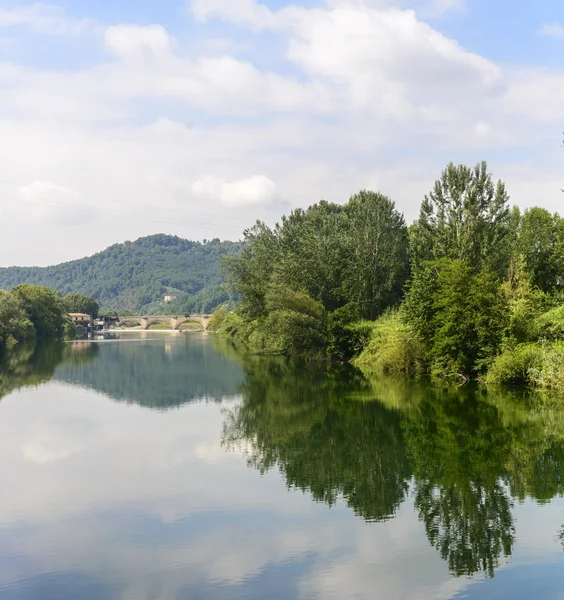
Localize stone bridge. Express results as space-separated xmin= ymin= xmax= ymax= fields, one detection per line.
xmin=117 ymin=314 xmax=212 ymax=331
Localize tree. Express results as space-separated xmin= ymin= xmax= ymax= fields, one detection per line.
xmin=515 ymin=207 xmax=564 ymax=293
xmin=404 ymin=260 xmax=508 ymax=377
xmin=273 ymin=201 xmax=347 ymax=312
xmin=224 ymin=221 xmax=279 ymax=320
xmin=343 ymin=191 xmax=410 ymax=319
xmin=409 ymin=161 xmax=511 ymax=276
xmin=11 ymin=285 xmax=68 ymax=340
xmin=62 ymin=292 xmax=100 ymax=317
xmin=0 ymin=290 xmax=35 ymax=348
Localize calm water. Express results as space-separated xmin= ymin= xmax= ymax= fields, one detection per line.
xmin=0 ymin=332 xmax=563 ymax=600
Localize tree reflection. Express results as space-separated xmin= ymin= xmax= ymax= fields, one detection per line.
xmin=225 ymin=355 xmax=564 ymax=578
xmin=54 ymin=336 xmax=244 ymax=409
xmin=0 ymin=341 xmax=98 ymax=400
xmin=222 ymin=357 xmax=411 ymax=521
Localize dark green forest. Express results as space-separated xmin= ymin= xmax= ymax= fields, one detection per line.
xmin=212 ymin=161 xmax=564 ymax=392
xmin=0 ymin=234 xmax=241 ymax=314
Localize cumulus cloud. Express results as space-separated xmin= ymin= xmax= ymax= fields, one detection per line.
xmin=193 ymin=175 xmax=277 ymax=207
xmin=0 ymin=2 xmax=563 ymax=266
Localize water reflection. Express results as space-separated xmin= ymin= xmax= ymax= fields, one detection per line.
xmin=0 ymin=335 xmax=563 ymax=599
xmin=53 ymin=334 xmax=245 ymax=409
xmin=0 ymin=342 xmax=92 ymax=401
xmin=223 ymin=356 xmax=564 ymax=579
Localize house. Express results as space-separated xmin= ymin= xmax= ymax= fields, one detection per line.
xmin=68 ymin=313 xmax=92 ymax=324
xmin=164 ymin=295 xmax=177 ymax=303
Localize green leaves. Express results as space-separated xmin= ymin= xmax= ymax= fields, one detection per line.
xmin=62 ymin=292 xmax=100 ymax=317
xmin=410 ymin=161 xmax=511 ymax=276
xmin=404 ymin=260 xmax=507 ymax=378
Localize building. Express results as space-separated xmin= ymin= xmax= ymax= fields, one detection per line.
xmin=68 ymin=313 xmax=92 ymax=325
xmin=164 ymin=295 xmax=177 ymax=303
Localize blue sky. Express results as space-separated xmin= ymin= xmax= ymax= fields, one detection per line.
xmin=0 ymin=0 xmax=563 ymax=265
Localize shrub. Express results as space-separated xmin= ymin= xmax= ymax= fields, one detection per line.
xmin=485 ymin=344 xmax=544 ymax=386
xmin=486 ymin=341 xmax=564 ymax=393
xmin=534 ymin=305 xmax=564 ymax=341
xmin=354 ymin=311 xmax=425 ymax=375
xmin=529 ymin=342 xmax=564 ymax=392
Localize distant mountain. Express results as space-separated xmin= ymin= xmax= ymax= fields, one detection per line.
xmin=0 ymin=234 xmax=241 ymax=314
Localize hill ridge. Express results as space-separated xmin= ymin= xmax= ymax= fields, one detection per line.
xmin=0 ymin=233 xmax=240 ymax=314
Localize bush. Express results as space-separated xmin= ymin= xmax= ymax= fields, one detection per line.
xmin=486 ymin=341 xmax=564 ymax=393
xmin=535 ymin=305 xmax=564 ymax=341
xmin=485 ymin=344 xmax=544 ymax=386
xmin=354 ymin=311 xmax=425 ymax=375
xmin=529 ymin=342 xmax=564 ymax=392
xmin=327 ymin=303 xmax=362 ymax=360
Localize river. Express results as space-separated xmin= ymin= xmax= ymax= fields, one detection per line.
xmin=0 ymin=332 xmax=563 ymax=599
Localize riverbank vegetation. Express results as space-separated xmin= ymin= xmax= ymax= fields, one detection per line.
xmin=0 ymin=285 xmax=99 ymax=350
xmin=211 ymin=160 xmax=564 ymax=392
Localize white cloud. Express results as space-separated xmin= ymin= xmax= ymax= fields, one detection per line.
xmin=540 ymin=23 xmax=564 ymax=38
xmin=0 ymin=4 xmax=562 ymax=265
xmin=193 ymin=175 xmax=277 ymax=207
xmin=0 ymin=3 xmax=94 ymax=36
xmin=104 ymin=24 xmax=174 ymax=61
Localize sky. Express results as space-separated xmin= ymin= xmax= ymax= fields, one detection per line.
xmin=0 ymin=0 xmax=563 ymax=266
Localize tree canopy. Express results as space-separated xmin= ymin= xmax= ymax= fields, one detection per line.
xmin=0 ymin=234 xmax=241 ymax=314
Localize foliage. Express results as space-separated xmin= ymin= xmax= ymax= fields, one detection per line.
xmin=227 ymin=193 xmax=409 ymax=321
xmin=62 ymin=292 xmax=100 ymax=317
xmin=327 ymin=303 xmax=364 ymax=360
xmin=0 ymin=290 xmax=35 ymax=349
xmin=404 ymin=260 xmax=507 ymax=378
xmin=342 ymin=191 xmax=410 ymax=319
xmin=486 ymin=341 xmax=564 ymax=392
xmin=215 ymin=285 xmax=328 ymax=358
xmin=223 ymin=191 xmax=409 ymax=357
xmin=534 ymin=304 xmax=564 ymax=341
xmin=0 ymin=234 xmax=241 ymax=315
xmin=10 ymin=285 xmax=68 ymax=341
xmin=500 ymin=254 xmax=547 ymax=345
xmin=515 ymin=207 xmax=564 ymax=293
xmin=354 ymin=310 xmax=425 ymax=375
xmin=485 ymin=344 xmax=544 ymax=386
xmin=409 ymin=161 xmax=511 ymax=276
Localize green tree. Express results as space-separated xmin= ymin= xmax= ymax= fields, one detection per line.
xmin=515 ymin=207 xmax=564 ymax=293
xmin=343 ymin=191 xmax=409 ymax=319
xmin=273 ymin=201 xmax=347 ymax=311
xmin=224 ymin=221 xmax=279 ymax=320
xmin=11 ymin=285 xmax=68 ymax=340
xmin=62 ymin=292 xmax=100 ymax=317
xmin=0 ymin=290 xmax=35 ymax=348
xmin=409 ymin=161 xmax=511 ymax=275
xmin=404 ymin=260 xmax=508 ymax=377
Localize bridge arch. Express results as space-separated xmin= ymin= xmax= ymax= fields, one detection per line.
xmin=118 ymin=317 xmax=143 ymax=328
xmin=144 ymin=318 xmax=173 ymax=330
xmin=173 ymin=318 xmax=206 ymax=331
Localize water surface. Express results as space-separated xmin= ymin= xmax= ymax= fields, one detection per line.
xmin=0 ymin=333 xmax=563 ymax=599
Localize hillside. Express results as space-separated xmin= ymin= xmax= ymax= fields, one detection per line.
xmin=0 ymin=234 xmax=241 ymax=314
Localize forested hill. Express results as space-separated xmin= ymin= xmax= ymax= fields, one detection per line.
xmin=0 ymin=234 xmax=241 ymax=314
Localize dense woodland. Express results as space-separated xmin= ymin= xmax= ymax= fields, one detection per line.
xmin=211 ymin=160 xmax=564 ymax=392
xmin=0 ymin=234 xmax=240 ymax=315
